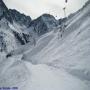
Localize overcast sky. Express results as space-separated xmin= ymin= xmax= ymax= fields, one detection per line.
xmin=4 ymin=0 xmax=88 ymax=19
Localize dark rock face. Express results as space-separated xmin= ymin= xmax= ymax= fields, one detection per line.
xmin=0 ymin=32 xmax=6 ymax=52
xmin=0 ymin=0 xmax=59 ymax=52
xmin=29 ymin=14 xmax=58 ymax=36
xmin=0 ymin=0 xmax=31 ymax=52
xmin=58 ymin=18 xmax=67 ymax=25
xmin=0 ymin=0 xmax=12 ymax=22
xmin=12 ymin=31 xmax=32 ymax=45
xmin=12 ymin=31 xmax=25 ymax=45
xmin=0 ymin=0 xmax=31 ymax=26
xmin=0 ymin=0 xmax=8 ymax=18
xmin=82 ymin=0 xmax=90 ymax=9
xmin=22 ymin=33 xmax=31 ymax=43
xmin=9 ymin=9 xmax=32 ymax=27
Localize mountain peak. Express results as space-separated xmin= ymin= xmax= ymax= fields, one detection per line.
xmin=41 ymin=14 xmax=55 ymax=18
xmin=0 ymin=0 xmax=12 ymax=22
xmin=29 ymin=14 xmax=58 ymax=35
xmin=0 ymin=0 xmax=8 ymax=17
xmin=9 ymin=9 xmax=32 ymax=27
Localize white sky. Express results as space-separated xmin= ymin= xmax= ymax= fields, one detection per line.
xmin=4 ymin=0 xmax=88 ymax=19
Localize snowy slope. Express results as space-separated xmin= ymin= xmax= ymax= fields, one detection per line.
xmin=0 ymin=18 xmax=17 ymax=52
xmin=0 ymin=0 xmax=37 ymax=52
xmin=0 ymin=0 xmax=60 ymax=53
xmin=0 ymin=54 xmax=88 ymax=90
xmin=21 ymin=0 xmax=90 ymax=88
xmin=0 ymin=0 xmax=90 ymax=90
xmin=0 ymin=17 xmax=35 ymax=52
xmin=23 ymin=0 xmax=90 ymax=64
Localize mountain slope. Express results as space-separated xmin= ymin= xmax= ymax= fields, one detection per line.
xmin=22 ymin=0 xmax=90 ymax=84
xmin=9 ymin=9 xmax=32 ymax=27
xmin=29 ymin=14 xmax=58 ymax=36
xmin=0 ymin=0 xmax=12 ymax=22
xmin=0 ymin=0 xmax=34 ymax=52
xmin=0 ymin=18 xmax=17 ymax=52
xmin=0 ymin=0 xmax=90 ymax=90
xmin=0 ymin=0 xmax=60 ymax=53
